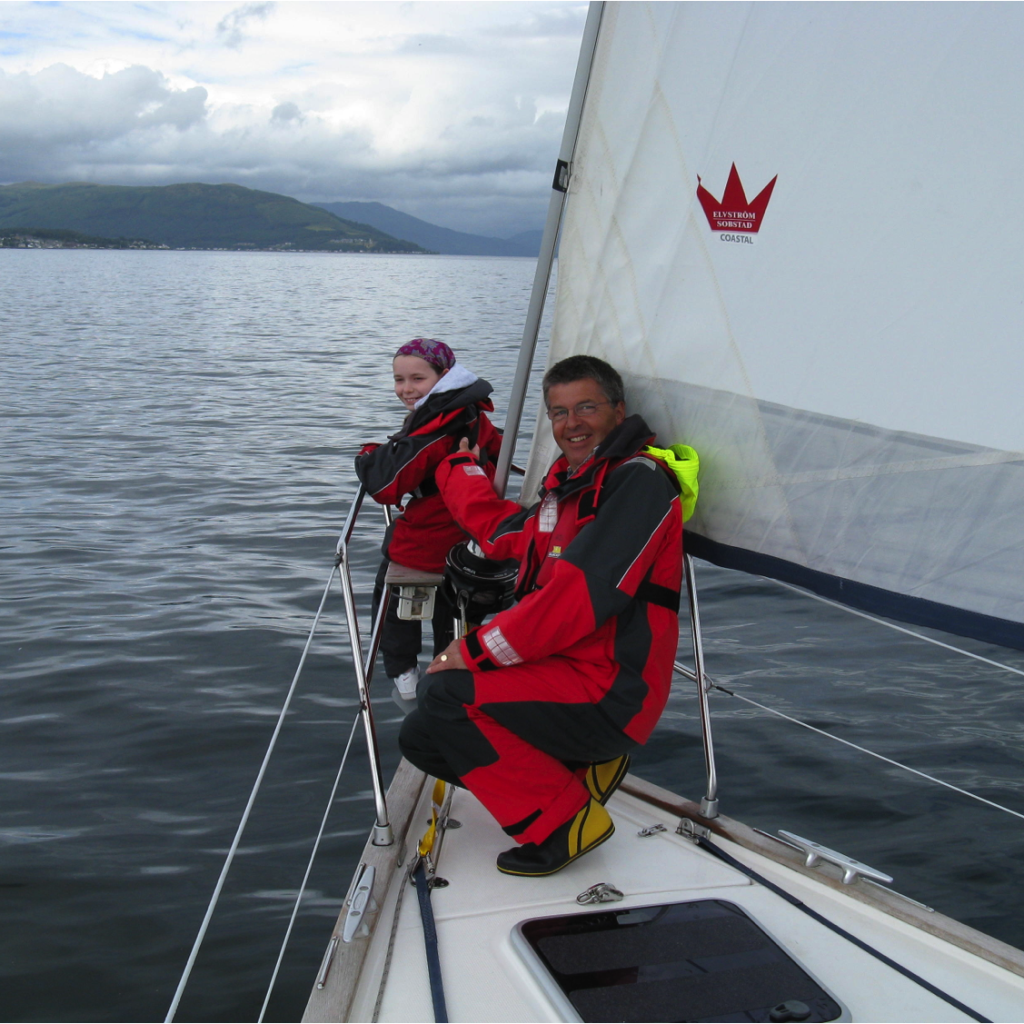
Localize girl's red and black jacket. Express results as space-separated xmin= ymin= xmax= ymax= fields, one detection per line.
xmin=435 ymin=414 xmax=684 ymax=744
xmin=354 ymin=378 xmax=503 ymax=573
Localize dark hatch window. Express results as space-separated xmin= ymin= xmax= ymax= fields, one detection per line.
xmin=518 ymin=899 xmax=844 ymax=1023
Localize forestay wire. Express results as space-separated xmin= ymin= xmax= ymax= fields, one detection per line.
xmin=258 ymin=712 xmax=361 ymax=1022
xmin=164 ymin=563 xmax=339 ymax=1023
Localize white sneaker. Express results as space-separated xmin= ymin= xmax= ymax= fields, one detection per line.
xmin=393 ymin=665 xmax=420 ymax=698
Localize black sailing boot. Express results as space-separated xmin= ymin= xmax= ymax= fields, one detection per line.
xmin=583 ymin=753 xmax=631 ymax=805
xmin=496 ymin=798 xmax=614 ymax=877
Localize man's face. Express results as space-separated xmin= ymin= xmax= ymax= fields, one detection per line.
xmin=546 ymin=378 xmax=626 ymax=471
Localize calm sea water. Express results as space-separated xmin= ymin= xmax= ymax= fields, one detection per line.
xmin=3 ymin=250 xmax=1024 ymax=1022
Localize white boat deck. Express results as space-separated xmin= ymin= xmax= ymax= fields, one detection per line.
xmin=306 ymin=768 xmax=1024 ymax=1023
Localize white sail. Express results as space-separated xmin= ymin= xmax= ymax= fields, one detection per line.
xmin=528 ymin=1 xmax=1024 ymax=647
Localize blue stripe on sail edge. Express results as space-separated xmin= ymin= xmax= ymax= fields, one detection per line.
xmin=684 ymin=532 xmax=1024 ymax=653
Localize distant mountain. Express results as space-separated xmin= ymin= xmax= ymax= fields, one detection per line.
xmin=507 ymin=229 xmax=545 ymax=252
xmin=314 ymin=201 xmax=541 ymax=257
xmin=0 ymin=182 xmax=428 ymax=252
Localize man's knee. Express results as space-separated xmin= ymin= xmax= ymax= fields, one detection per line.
xmin=417 ymin=667 xmax=475 ymax=721
xmin=409 ymin=669 xmax=501 ymax=778
xmin=398 ymin=707 xmax=428 ymax=762
xmin=398 ymin=711 xmax=462 ymax=785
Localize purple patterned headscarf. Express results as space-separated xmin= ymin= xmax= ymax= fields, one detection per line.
xmin=394 ymin=338 xmax=456 ymax=372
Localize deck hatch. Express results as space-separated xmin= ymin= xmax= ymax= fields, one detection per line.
xmin=516 ymin=899 xmax=844 ymax=1023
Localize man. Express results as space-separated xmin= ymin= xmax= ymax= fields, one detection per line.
xmin=398 ymin=355 xmax=689 ymax=876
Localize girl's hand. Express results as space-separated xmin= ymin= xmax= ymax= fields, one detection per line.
xmin=426 ymin=640 xmax=468 ymax=673
xmin=458 ymin=437 xmax=481 ymax=460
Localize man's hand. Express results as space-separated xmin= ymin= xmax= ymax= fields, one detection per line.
xmin=426 ymin=639 xmax=468 ymax=673
xmin=458 ymin=437 xmax=481 ymax=460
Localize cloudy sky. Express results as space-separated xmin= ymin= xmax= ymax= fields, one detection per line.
xmin=0 ymin=1 xmax=587 ymax=236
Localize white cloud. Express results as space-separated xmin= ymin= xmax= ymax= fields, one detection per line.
xmin=270 ymin=100 xmax=302 ymax=124
xmin=484 ymin=5 xmax=587 ymax=38
xmin=216 ymin=2 xmax=275 ymax=49
xmin=0 ymin=1 xmax=588 ymax=236
xmin=396 ymin=33 xmax=472 ymax=56
xmin=0 ymin=63 xmax=207 ymax=144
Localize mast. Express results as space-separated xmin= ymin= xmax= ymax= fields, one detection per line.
xmin=492 ymin=0 xmax=604 ymax=499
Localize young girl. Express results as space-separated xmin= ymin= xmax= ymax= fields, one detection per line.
xmin=355 ymin=338 xmax=503 ymax=707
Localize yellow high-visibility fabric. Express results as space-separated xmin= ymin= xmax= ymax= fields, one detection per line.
xmin=643 ymin=444 xmax=699 ymax=522
xmin=418 ymin=778 xmax=447 ymax=858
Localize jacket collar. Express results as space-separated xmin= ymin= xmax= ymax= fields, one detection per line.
xmin=402 ymin=377 xmax=494 ymax=434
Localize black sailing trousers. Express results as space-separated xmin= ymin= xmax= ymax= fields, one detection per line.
xmin=371 ymin=559 xmax=458 ymax=679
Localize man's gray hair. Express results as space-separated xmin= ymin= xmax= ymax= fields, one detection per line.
xmin=542 ymin=355 xmax=625 ymax=406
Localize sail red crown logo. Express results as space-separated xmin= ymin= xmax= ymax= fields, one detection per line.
xmin=697 ymin=164 xmax=778 ymax=233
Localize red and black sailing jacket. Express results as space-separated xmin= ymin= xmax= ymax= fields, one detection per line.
xmin=435 ymin=415 xmax=684 ymax=743
xmin=355 ymin=378 xmax=503 ymax=573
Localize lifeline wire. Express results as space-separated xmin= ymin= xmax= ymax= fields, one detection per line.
xmin=257 ymin=712 xmax=361 ymax=1023
xmin=164 ymin=564 xmax=339 ymax=1024
xmin=770 ymin=578 xmax=1024 ymax=680
xmin=676 ymin=660 xmax=1024 ymax=823
xmin=713 ymin=682 xmax=1024 ymax=824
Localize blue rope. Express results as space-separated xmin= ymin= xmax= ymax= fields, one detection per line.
xmin=413 ymin=860 xmax=448 ymax=1023
xmin=693 ymin=834 xmax=991 ymax=1023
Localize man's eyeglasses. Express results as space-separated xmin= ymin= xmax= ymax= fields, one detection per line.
xmin=546 ymin=400 xmax=613 ymax=422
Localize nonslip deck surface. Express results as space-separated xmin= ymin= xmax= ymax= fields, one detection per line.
xmin=332 ymin=781 xmax=1024 ymax=1023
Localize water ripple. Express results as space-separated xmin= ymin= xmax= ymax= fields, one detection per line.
xmin=3 ymin=249 xmax=1023 ymax=1022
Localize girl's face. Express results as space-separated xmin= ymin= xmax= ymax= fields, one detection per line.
xmin=393 ymin=354 xmax=445 ymax=409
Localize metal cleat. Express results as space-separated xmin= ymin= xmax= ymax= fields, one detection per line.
xmin=778 ymin=830 xmax=893 ymax=885
xmin=341 ymin=864 xmax=377 ymax=942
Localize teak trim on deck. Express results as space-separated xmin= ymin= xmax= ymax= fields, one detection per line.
xmin=620 ymin=774 xmax=1024 ymax=980
xmin=302 ymin=759 xmax=427 ymax=1024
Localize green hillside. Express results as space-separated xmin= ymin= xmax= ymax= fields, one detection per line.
xmin=0 ymin=182 xmax=428 ymax=252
